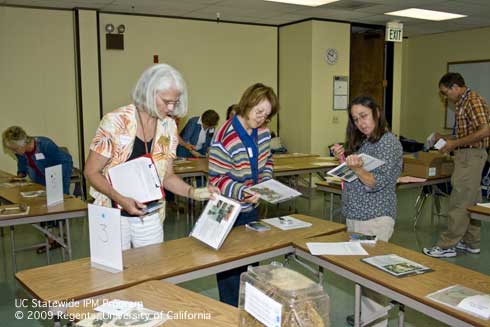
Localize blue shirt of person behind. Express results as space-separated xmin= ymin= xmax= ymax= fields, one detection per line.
xmin=16 ymin=137 xmax=73 ymax=195
xmin=177 ymin=111 xmax=219 ymax=158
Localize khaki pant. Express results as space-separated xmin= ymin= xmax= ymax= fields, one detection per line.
xmin=346 ymin=216 xmax=395 ymax=242
xmin=438 ymin=148 xmax=487 ymax=249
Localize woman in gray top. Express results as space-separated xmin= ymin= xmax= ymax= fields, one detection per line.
xmin=331 ymin=96 xmax=403 ymax=242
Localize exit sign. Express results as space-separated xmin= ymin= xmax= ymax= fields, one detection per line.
xmin=386 ymin=22 xmax=403 ymax=42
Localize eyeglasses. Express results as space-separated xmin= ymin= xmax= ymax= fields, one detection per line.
xmin=252 ymin=106 xmax=271 ymax=119
xmin=158 ymin=94 xmax=180 ymax=107
xmin=161 ymin=99 xmax=180 ymax=107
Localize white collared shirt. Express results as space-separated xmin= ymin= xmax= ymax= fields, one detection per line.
xmin=195 ymin=117 xmax=208 ymax=151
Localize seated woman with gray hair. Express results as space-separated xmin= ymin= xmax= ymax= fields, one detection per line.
xmin=2 ymin=126 xmax=73 ymax=194
xmin=84 ymin=63 xmax=219 ymax=250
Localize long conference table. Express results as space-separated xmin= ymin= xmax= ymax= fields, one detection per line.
xmin=173 ymin=155 xmax=338 ymax=180
xmin=0 ymin=171 xmax=87 ymax=272
xmin=468 ymin=204 xmax=490 ymax=222
xmin=293 ymin=232 xmax=490 ymax=327
xmin=316 ymin=176 xmax=452 ymax=227
xmin=16 ymin=214 xmax=345 ymax=302
xmin=16 ymin=212 xmax=490 ymax=327
xmin=66 ymin=280 xmax=238 ymax=326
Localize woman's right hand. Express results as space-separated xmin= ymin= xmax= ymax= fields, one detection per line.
xmin=330 ymin=143 xmax=345 ymax=161
xmin=119 ymin=196 xmax=146 ymax=216
xmin=242 ymin=193 xmax=260 ymax=204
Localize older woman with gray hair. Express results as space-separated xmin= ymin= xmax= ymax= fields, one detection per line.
xmin=84 ymin=64 xmax=218 ymax=250
xmin=2 ymin=126 xmax=73 ymax=194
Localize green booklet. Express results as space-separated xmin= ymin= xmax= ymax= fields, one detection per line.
xmin=362 ymin=254 xmax=432 ymax=278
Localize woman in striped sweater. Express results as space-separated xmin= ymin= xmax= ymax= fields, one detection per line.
xmin=208 ymin=83 xmax=279 ymax=306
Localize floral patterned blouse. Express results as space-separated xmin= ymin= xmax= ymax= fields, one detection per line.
xmin=89 ymin=104 xmax=178 ymax=221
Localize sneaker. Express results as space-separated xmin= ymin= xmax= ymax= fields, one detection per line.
xmin=455 ymin=240 xmax=480 ymax=254
xmin=423 ymin=246 xmax=457 ymax=258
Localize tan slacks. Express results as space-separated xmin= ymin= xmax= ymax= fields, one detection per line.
xmin=438 ymin=148 xmax=487 ymax=249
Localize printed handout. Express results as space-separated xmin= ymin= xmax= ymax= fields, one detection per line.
xmin=190 ymin=195 xmax=241 ymax=250
xmin=0 ymin=204 xmax=30 ymax=217
xmin=108 ymin=155 xmax=163 ymax=204
xmin=362 ymin=254 xmax=432 ymax=277
xmin=427 ymin=284 xmax=490 ymax=320
xmin=327 ymin=153 xmax=384 ymax=182
xmin=245 ymin=179 xmax=302 ymax=204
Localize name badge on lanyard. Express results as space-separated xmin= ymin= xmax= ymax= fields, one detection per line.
xmin=35 ymin=153 xmax=46 ymax=160
xmin=247 ymin=147 xmax=254 ymax=158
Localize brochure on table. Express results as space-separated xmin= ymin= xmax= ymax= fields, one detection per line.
xmin=108 ymin=155 xmax=163 ymax=205
xmin=306 ymin=242 xmax=368 ymax=256
xmin=88 ymin=204 xmax=123 ymax=273
xmin=427 ymin=284 xmax=490 ymax=320
xmin=0 ymin=204 xmax=30 ymax=217
xmin=190 ymin=195 xmax=241 ymax=250
xmin=262 ymin=216 xmax=312 ymax=230
xmin=327 ymin=153 xmax=384 ymax=182
xmin=362 ymin=254 xmax=432 ymax=278
xmin=75 ymin=306 xmax=167 ymax=327
xmin=245 ymin=179 xmax=302 ymax=204
xmin=46 ymin=164 xmax=64 ymax=206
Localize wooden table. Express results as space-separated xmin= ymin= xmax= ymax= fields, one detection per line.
xmin=0 ymin=176 xmax=87 ymax=272
xmin=272 ymin=153 xmax=320 ymax=159
xmin=66 ymin=280 xmax=238 ymax=326
xmin=16 ymin=214 xmax=345 ymax=303
xmin=173 ymin=158 xmax=208 ymax=178
xmin=293 ymin=232 xmax=490 ymax=327
xmin=316 ymin=176 xmax=451 ymax=227
xmin=467 ymin=205 xmax=490 ymax=222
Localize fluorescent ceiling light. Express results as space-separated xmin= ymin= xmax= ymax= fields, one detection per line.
xmin=264 ymin=0 xmax=339 ymax=7
xmin=385 ymin=8 xmax=466 ymax=21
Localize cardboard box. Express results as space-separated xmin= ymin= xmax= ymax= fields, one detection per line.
xmin=403 ymin=151 xmax=454 ymax=179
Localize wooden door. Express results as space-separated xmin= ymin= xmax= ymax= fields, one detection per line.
xmin=350 ymin=29 xmax=386 ymax=110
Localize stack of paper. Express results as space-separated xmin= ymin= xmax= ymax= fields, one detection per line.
xmin=427 ymin=285 xmax=490 ymax=320
xmin=262 ymin=216 xmax=312 ymax=230
xmin=306 ymin=242 xmax=368 ymax=256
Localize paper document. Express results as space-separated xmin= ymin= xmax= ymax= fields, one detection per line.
xmin=477 ymin=202 xmax=490 ymax=208
xmin=245 ymin=179 xmax=302 ymax=204
xmin=88 ymin=204 xmax=123 ymax=273
xmin=95 ymin=299 xmax=143 ymax=317
xmin=425 ymin=132 xmax=436 ymax=150
xmin=306 ymin=242 xmax=368 ymax=256
xmin=244 ymin=282 xmax=282 ymax=327
xmin=20 ymin=190 xmax=46 ymax=198
xmin=327 ymin=153 xmax=384 ymax=182
xmin=190 ymin=195 xmax=241 ymax=250
xmin=75 ymin=307 xmax=167 ymax=327
xmin=46 ymin=164 xmax=64 ymax=206
xmin=427 ymin=284 xmax=490 ymax=320
xmin=0 ymin=204 xmax=30 ymax=217
xmin=108 ymin=155 xmax=163 ymax=203
xmin=434 ymin=138 xmax=447 ymax=150
xmin=362 ymin=254 xmax=432 ymax=277
xmin=262 ymin=216 xmax=312 ymax=230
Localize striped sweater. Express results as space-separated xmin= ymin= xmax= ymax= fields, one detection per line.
xmin=208 ymin=119 xmax=273 ymax=212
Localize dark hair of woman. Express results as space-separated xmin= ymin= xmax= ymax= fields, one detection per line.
xmin=345 ymin=95 xmax=389 ymax=155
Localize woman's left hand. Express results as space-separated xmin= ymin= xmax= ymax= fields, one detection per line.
xmin=345 ymin=154 xmax=364 ymax=172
